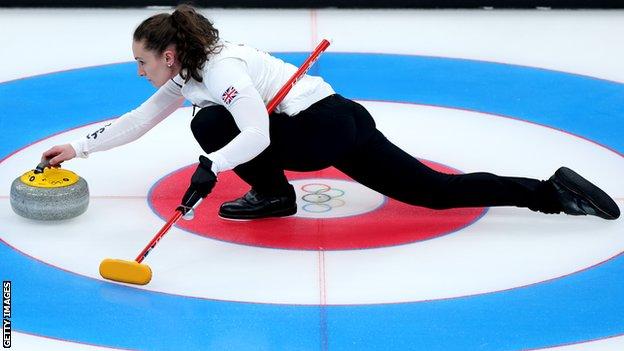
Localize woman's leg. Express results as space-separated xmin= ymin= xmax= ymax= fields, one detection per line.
xmin=190 ymin=96 xmax=366 ymax=219
xmin=333 ymin=100 xmax=563 ymax=213
xmin=192 ymin=96 xmax=362 ymax=189
xmin=191 ymin=105 xmax=293 ymax=196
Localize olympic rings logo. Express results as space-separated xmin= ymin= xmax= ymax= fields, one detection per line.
xmin=300 ymin=183 xmax=346 ymax=213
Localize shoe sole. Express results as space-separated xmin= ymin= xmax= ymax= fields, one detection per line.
xmin=554 ymin=167 xmax=620 ymax=220
xmin=218 ymin=206 xmax=298 ymax=220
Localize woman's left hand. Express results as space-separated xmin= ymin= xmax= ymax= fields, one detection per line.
xmin=178 ymin=155 xmax=217 ymax=213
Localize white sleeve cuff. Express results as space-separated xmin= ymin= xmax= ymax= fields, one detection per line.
xmin=206 ymin=152 xmax=229 ymax=174
xmin=70 ymin=140 xmax=89 ymax=159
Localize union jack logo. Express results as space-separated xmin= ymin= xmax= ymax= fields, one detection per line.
xmin=221 ymin=86 xmax=239 ymax=105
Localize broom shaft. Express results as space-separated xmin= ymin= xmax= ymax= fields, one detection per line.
xmin=136 ymin=211 xmax=183 ymax=263
xmin=134 ymin=39 xmax=331 ymax=264
xmin=267 ymin=39 xmax=330 ymax=113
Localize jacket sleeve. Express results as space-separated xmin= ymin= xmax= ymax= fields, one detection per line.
xmin=70 ymin=79 xmax=184 ymax=158
xmin=202 ymin=58 xmax=271 ymax=174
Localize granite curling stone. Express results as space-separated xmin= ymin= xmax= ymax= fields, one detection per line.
xmin=10 ymin=167 xmax=89 ymax=220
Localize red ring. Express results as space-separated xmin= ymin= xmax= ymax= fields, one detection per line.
xmin=148 ymin=161 xmax=486 ymax=250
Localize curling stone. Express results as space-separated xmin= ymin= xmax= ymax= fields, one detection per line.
xmin=10 ymin=166 xmax=89 ymax=221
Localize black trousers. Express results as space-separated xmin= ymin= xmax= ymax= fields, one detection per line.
xmin=191 ymin=94 xmax=561 ymax=213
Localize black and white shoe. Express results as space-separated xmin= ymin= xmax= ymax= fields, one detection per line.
xmin=549 ymin=167 xmax=620 ymax=220
xmin=219 ymin=188 xmax=297 ymax=220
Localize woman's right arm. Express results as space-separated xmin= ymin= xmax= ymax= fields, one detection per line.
xmin=43 ymin=79 xmax=184 ymax=165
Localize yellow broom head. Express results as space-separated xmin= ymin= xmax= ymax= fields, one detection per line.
xmin=99 ymin=258 xmax=152 ymax=285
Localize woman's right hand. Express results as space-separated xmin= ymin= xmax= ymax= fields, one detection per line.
xmin=42 ymin=144 xmax=77 ymax=166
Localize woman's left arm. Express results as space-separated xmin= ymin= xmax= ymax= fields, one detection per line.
xmin=203 ymin=58 xmax=271 ymax=174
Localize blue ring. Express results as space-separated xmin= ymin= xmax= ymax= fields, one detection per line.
xmin=1 ymin=53 xmax=623 ymax=350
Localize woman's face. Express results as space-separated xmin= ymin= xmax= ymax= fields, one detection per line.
xmin=132 ymin=40 xmax=176 ymax=88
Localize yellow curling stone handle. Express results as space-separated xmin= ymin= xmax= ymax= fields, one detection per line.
xmin=20 ymin=168 xmax=80 ymax=188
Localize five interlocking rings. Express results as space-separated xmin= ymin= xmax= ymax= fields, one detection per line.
xmin=300 ymin=183 xmax=345 ymax=213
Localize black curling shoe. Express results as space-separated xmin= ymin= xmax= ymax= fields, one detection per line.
xmin=219 ymin=188 xmax=297 ymax=220
xmin=549 ymin=167 xmax=620 ymax=220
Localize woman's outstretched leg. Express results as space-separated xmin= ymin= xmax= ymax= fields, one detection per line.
xmin=335 ymin=129 xmax=562 ymax=213
xmin=333 ymin=100 xmax=619 ymax=219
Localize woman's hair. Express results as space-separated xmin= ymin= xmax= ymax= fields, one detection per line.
xmin=133 ymin=4 xmax=221 ymax=83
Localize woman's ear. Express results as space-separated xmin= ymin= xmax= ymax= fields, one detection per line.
xmin=164 ymin=49 xmax=176 ymax=68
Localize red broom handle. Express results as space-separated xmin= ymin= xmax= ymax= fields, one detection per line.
xmin=136 ymin=211 xmax=183 ymax=263
xmin=266 ymin=39 xmax=331 ymax=113
xmin=135 ymin=39 xmax=331 ymax=263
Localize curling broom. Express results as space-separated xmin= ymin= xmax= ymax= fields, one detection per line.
xmin=99 ymin=39 xmax=331 ymax=285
